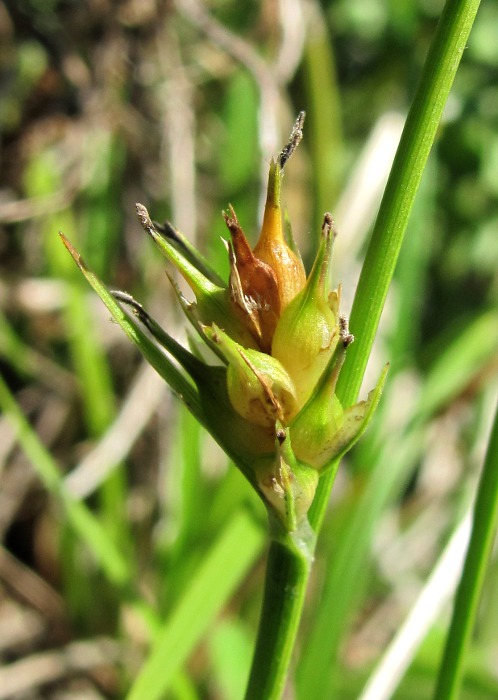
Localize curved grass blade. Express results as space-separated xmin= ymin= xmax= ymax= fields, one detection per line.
xmin=433 ymin=397 xmax=498 ymax=700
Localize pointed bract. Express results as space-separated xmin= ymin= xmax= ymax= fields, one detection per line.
xmin=293 ymin=363 xmax=389 ymax=470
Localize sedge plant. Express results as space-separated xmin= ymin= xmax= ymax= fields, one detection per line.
xmin=59 ymin=0 xmax=484 ymax=697
xmin=61 ymin=113 xmax=386 ymax=697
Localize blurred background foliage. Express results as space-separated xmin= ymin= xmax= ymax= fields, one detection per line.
xmin=0 ymin=0 xmax=497 ymax=698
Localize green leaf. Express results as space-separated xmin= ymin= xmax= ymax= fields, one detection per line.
xmin=434 ymin=397 xmax=498 ymax=700
xmin=125 ymin=510 xmax=264 ymax=700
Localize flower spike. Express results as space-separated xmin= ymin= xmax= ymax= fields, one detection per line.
xmin=62 ymin=113 xmax=386 ymax=534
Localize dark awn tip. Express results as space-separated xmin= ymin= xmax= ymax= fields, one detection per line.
xmin=339 ymin=315 xmax=355 ymax=347
xmin=112 ymin=290 xmax=154 ymax=330
xmin=321 ymin=213 xmax=337 ymax=239
xmin=222 ymin=204 xmax=241 ymax=234
xmin=276 ymin=427 xmax=287 ymax=444
xmin=135 ymin=203 xmax=156 ymax=237
xmin=153 ymin=220 xmax=180 ymax=241
xmin=278 ymin=111 xmax=306 ymax=171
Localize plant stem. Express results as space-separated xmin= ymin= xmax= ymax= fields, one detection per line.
xmin=245 ymin=1 xmax=481 ymax=696
xmin=310 ymin=0 xmax=482 ymax=533
xmin=433 ymin=398 xmax=498 ymax=700
xmin=244 ymin=536 xmax=311 ymax=700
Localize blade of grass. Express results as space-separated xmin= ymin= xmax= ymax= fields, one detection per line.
xmin=24 ymin=150 xmax=118 ymax=436
xmin=414 ymin=311 xmax=498 ymax=422
xmin=0 ymin=373 xmax=163 ymax=638
xmin=170 ymin=672 xmax=200 ymax=700
xmin=156 ymin=404 xmax=206 ymax=609
xmin=311 ymin=0 xmax=482 ymax=530
xmin=0 ymin=308 xmax=74 ymax=396
xmin=125 ymin=509 xmax=264 ymax=700
xmin=24 ymin=148 xmax=131 ymax=581
xmin=162 ymin=405 xmax=204 ymax=556
xmin=297 ymin=428 xmax=424 ymax=699
xmin=0 ymin=373 xmax=130 ymax=588
xmin=209 ymin=619 xmax=254 ymax=700
xmin=358 ymin=511 xmax=472 ymax=700
xmin=80 ymin=129 xmax=125 ymax=278
xmin=433 ymin=396 xmax=498 ymax=700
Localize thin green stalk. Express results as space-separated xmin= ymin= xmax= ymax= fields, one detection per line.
xmin=433 ymin=398 xmax=498 ymax=700
xmin=244 ymin=538 xmax=311 ymax=700
xmin=245 ymin=0 xmax=481 ymax=697
xmin=310 ymin=0 xmax=482 ymax=532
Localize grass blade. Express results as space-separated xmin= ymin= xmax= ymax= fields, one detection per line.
xmin=433 ymin=396 xmax=498 ymax=699
xmin=125 ymin=509 xmax=264 ymax=700
xmin=0 ymin=374 xmax=131 ymax=587
xmin=310 ymin=0 xmax=483 ymax=527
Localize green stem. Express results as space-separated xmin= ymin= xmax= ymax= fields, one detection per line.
xmin=245 ymin=1 xmax=481 ymax=697
xmin=433 ymin=398 xmax=498 ymax=700
xmin=244 ymin=536 xmax=311 ymax=700
xmin=310 ymin=0 xmax=482 ymax=532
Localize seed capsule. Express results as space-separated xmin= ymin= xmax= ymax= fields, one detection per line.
xmin=205 ymin=324 xmax=298 ymax=429
xmin=253 ymin=160 xmax=306 ymax=311
xmin=272 ymin=214 xmax=339 ymax=406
